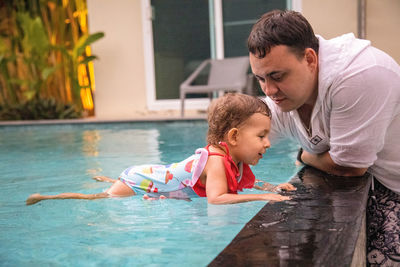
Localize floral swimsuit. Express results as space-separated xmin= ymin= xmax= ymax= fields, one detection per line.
xmin=118 ymin=142 xmax=255 ymax=199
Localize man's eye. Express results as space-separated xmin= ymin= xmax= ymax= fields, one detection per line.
xmin=255 ymin=76 xmax=265 ymax=83
xmin=271 ymin=75 xmax=283 ymax=81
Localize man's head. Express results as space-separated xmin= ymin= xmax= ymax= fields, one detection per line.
xmin=248 ymin=10 xmax=319 ymax=112
xmin=248 ymin=10 xmax=319 ymax=59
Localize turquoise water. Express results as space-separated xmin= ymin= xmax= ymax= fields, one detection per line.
xmin=0 ymin=121 xmax=299 ymax=266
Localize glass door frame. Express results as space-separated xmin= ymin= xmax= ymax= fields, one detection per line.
xmin=141 ymin=0 xmax=302 ymax=111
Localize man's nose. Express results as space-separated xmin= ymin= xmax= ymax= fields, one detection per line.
xmin=261 ymin=80 xmax=278 ymax=97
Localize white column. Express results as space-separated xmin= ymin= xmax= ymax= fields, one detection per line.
xmin=214 ymin=0 xmax=224 ymax=60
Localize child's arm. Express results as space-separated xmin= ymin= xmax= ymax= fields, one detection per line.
xmin=204 ymin=157 xmax=291 ymax=205
xmin=254 ymin=180 xmax=296 ymax=192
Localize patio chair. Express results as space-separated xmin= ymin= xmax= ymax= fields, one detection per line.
xmin=180 ymin=56 xmax=250 ymax=117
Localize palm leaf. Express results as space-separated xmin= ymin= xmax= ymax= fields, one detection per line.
xmin=72 ymin=32 xmax=104 ymax=60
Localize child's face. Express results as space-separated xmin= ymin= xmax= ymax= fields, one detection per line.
xmin=230 ymin=113 xmax=271 ymax=165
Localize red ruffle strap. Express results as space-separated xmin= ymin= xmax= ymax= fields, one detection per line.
xmin=222 ymin=151 xmax=239 ymax=193
xmin=214 ymin=142 xmax=255 ymax=194
xmin=192 ymin=142 xmax=255 ymax=197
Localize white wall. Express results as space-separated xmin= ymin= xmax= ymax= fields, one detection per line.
xmin=87 ymin=0 xmax=147 ymax=119
xmin=302 ymin=0 xmax=358 ymax=39
xmin=302 ymin=0 xmax=400 ymax=64
xmin=367 ymin=0 xmax=400 ymax=63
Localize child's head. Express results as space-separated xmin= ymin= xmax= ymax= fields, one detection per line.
xmin=207 ymin=93 xmax=271 ymax=145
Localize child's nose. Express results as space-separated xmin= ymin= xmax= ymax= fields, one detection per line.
xmin=264 ymin=137 xmax=271 ymax=148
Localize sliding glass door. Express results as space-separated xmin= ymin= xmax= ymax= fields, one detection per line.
xmin=148 ymin=0 xmax=288 ymax=103
xmin=151 ymin=0 xmax=210 ymax=100
xmin=223 ymin=0 xmax=286 ymax=57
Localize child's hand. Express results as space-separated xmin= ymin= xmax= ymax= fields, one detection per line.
xmin=263 ymin=193 xmax=291 ymax=202
xmin=275 ymin=183 xmax=296 ymax=192
xmin=254 ymin=181 xmax=296 ymax=192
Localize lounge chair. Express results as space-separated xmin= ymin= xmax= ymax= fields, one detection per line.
xmin=179 ymin=56 xmax=250 ymax=117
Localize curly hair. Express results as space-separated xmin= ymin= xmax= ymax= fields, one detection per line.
xmin=207 ymin=93 xmax=271 ymax=145
xmin=247 ymin=9 xmax=319 ymax=59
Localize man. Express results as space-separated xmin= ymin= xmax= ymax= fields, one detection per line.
xmin=248 ymin=9 xmax=400 ymax=266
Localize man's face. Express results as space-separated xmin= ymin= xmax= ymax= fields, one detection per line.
xmin=249 ymin=45 xmax=318 ymax=112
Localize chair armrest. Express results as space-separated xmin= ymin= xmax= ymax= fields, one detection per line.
xmin=180 ymin=59 xmax=211 ymax=89
xmin=182 ymin=83 xmax=244 ymax=93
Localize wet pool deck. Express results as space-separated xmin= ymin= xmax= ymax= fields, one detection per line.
xmin=209 ymin=166 xmax=371 ymax=266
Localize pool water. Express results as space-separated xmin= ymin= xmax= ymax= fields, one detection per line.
xmin=0 ymin=121 xmax=299 ymax=266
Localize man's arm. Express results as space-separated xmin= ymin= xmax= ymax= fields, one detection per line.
xmin=301 ymin=150 xmax=368 ymax=177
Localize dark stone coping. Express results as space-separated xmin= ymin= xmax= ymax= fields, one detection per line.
xmin=209 ymin=166 xmax=372 ymax=267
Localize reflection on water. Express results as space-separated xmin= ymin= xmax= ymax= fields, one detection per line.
xmin=157 ymin=121 xmax=207 ymax=163
xmin=82 ymin=130 xmax=101 ymax=157
xmin=207 ymin=203 xmax=243 ymax=226
xmin=95 ymin=128 xmax=162 ymax=164
xmin=81 ymin=128 xmax=162 ymax=178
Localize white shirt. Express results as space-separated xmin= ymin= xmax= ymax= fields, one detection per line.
xmin=268 ymin=33 xmax=400 ymax=194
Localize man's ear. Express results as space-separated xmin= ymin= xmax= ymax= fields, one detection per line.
xmin=227 ymin=128 xmax=239 ymax=145
xmin=304 ymin=48 xmax=318 ymax=72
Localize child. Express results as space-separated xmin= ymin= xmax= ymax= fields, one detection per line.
xmin=26 ymin=93 xmax=295 ymax=205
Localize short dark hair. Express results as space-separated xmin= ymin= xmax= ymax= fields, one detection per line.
xmin=247 ymin=10 xmax=319 ymax=58
xmin=207 ymin=93 xmax=271 ymax=145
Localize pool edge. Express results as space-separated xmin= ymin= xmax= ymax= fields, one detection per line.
xmin=209 ymin=166 xmax=371 ymax=266
xmin=0 ymin=116 xmax=207 ymax=127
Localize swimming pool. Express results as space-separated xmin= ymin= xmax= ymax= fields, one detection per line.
xmin=0 ymin=121 xmax=299 ymax=266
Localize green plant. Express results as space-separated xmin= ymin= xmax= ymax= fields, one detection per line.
xmin=0 ymin=97 xmax=81 ymax=120
xmin=0 ymin=0 xmax=103 ymax=120
xmin=56 ymin=31 xmax=104 ymax=106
